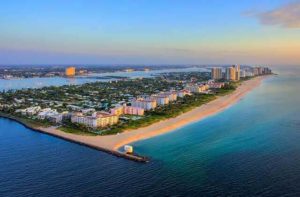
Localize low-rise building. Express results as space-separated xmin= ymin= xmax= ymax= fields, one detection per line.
xmin=81 ymin=108 xmax=95 ymax=114
xmin=37 ymin=108 xmax=62 ymax=123
xmin=19 ymin=106 xmax=41 ymax=116
xmin=159 ymin=91 xmax=177 ymax=102
xmin=71 ymin=111 xmax=119 ymax=128
xmin=151 ymin=95 xmax=170 ymax=106
xmin=207 ymin=81 xmax=225 ymax=89
xmin=124 ymin=106 xmax=144 ymax=116
xmin=47 ymin=113 xmax=63 ymax=123
xmin=185 ymin=84 xmax=209 ymax=93
xmin=110 ymin=105 xmax=125 ymax=116
xmin=177 ymin=89 xmax=192 ymax=98
xmin=131 ymin=98 xmax=157 ymax=111
xmin=111 ymin=105 xmax=145 ymax=116
xmin=67 ymin=105 xmax=82 ymax=111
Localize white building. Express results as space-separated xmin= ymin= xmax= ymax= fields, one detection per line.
xmin=81 ymin=108 xmax=96 ymax=114
xmin=177 ymin=90 xmax=192 ymax=98
xmin=185 ymin=84 xmax=209 ymax=93
xmin=71 ymin=111 xmax=119 ymax=128
xmin=159 ymin=92 xmax=177 ymax=102
xmin=37 ymin=108 xmax=62 ymax=123
xmin=207 ymin=81 xmax=225 ymax=89
xmin=151 ymin=95 xmax=170 ymax=106
xmin=131 ymin=98 xmax=157 ymax=111
xmin=240 ymin=70 xmax=246 ymax=78
xmin=124 ymin=106 xmax=144 ymax=116
xmin=20 ymin=106 xmax=41 ymax=116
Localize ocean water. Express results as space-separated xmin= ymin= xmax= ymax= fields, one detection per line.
xmin=1 ymin=66 xmax=300 ymax=196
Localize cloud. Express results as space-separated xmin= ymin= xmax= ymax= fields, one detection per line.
xmin=248 ymin=1 xmax=300 ymax=28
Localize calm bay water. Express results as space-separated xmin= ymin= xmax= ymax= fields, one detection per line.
xmin=1 ymin=66 xmax=300 ymax=196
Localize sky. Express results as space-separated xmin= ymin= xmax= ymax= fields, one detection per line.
xmin=0 ymin=0 xmax=300 ymax=66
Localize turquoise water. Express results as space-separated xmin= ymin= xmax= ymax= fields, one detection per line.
xmin=1 ymin=66 xmax=300 ymax=196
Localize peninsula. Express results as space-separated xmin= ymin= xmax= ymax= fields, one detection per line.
xmin=0 ymin=66 xmax=272 ymax=161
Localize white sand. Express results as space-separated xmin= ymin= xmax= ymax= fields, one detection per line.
xmin=39 ymin=76 xmax=266 ymax=153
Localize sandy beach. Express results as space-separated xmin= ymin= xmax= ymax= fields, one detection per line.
xmin=36 ymin=76 xmax=266 ymax=157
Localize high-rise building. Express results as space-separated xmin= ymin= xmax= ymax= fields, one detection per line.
xmin=252 ymin=67 xmax=259 ymax=76
xmin=258 ymin=67 xmax=263 ymax=75
xmin=225 ymin=66 xmax=236 ymax=81
xmin=211 ymin=67 xmax=223 ymax=80
xmin=234 ymin=65 xmax=240 ymax=81
xmin=240 ymin=70 xmax=246 ymax=78
xmin=65 ymin=67 xmax=76 ymax=77
xmin=263 ymin=67 xmax=272 ymax=74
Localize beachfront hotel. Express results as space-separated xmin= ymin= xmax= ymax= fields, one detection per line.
xmin=37 ymin=108 xmax=63 ymax=123
xmin=159 ymin=91 xmax=178 ymax=102
xmin=150 ymin=95 xmax=170 ymax=106
xmin=207 ymin=81 xmax=225 ymax=89
xmin=110 ymin=105 xmax=124 ymax=116
xmin=124 ymin=106 xmax=144 ymax=116
xmin=131 ymin=98 xmax=157 ymax=111
xmin=211 ymin=67 xmax=223 ymax=80
xmin=185 ymin=84 xmax=209 ymax=93
xmin=65 ymin=66 xmax=76 ymax=77
xmin=71 ymin=111 xmax=119 ymax=128
xmin=177 ymin=89 xmax=192 ymax=98
xmin=110 ymin=105 xmax=145 ymax=116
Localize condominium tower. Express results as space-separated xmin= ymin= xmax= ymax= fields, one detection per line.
xmin=211 ymin=67 xmax=223 ymax=80
xmin=225 ymin=66 xmax=236 ymax=81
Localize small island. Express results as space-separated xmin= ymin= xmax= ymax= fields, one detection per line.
xmin=0 ymin=65 xmax=272 ymax=162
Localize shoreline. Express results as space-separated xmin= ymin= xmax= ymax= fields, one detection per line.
xmin=0 ymin=114 xmax=149 ymax=163
xmin=0 ymin=76 xmax=267 ymax=162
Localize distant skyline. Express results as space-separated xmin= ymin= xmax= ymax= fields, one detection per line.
xmin=0 ymin=0 xmax=300 ymax=65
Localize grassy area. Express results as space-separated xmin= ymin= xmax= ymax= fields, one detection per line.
xmin=214 ymin=83 xmax=238 ymax=96
xmin=0 ymin=112 xmax=52 ymax=128
xmin=58 ymin=126 xmax=97 ymax=136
